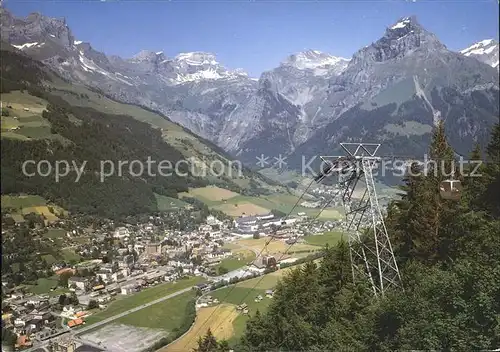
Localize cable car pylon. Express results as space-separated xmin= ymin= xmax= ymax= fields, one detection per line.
xmin=316 ymin=142 xmax=403 ymax=297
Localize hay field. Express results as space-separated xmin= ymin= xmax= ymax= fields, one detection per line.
xmin=21 ymin=206 xmax=59 ymax=221
xmin=213 ymin=202 xmax=270 ymax=216
xmin=162 ymin=304 xmax=239 ymax=352
xmin=235 ymin=237 xmax=321 ymax=256
xmin=180 ymin=186 xmax=240 ymax=202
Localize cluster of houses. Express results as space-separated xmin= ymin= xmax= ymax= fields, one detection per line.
xmin=2 ymin=292 xmax=59 ymax=349
xmin=233 ymin=212 xmax=302 ymax=235
xmin=1 ymin=200 xmax=347 ymax=351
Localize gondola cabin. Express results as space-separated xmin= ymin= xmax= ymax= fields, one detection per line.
xmin=439 ymin=179 xmax=462 ymax=201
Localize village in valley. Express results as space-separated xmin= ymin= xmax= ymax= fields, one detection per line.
xmin=1 ymin=186 xmax=346 ymax=351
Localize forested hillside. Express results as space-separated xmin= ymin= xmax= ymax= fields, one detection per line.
xmin=1 ymin=47 xmax=283 ymax=219
xmin=195 ymin=123 xmax=500 ymax=351
xmin=1 ymin=49 xmax=210 ymax=217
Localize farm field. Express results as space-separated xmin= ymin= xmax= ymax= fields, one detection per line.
xmin=116 ymin=290 xmax=196 ymax=330
xmin=26 ymin=277 xmax=58 ymax=295
xmin=1 ymin=194 xmax=49 ymax=209
xmin=181 ymin=188 xmax=343 ymax=219
xmin=213 ymin=202 xmax=270 ymax=216
xmin=304 ymin=231 xmax=344 ymax=246
xmin=179 ymin=186 xmax=240 ymax=203
xmin=234 ymin=237 xmax=322 ymax=257
xmin=1 ymin=194 xmax=66 ymax=223
xmin=215 ymin=249 xmax=256 ymax=272
xmin=162 ymin=303 xmax=239 ymax=352
xmin=186 ymin=260 xmax=318 ymax=346
xmin=206 ymin=269 xmax=290 ymax=344
xmin=84 ymin=277 xmax=204 ymax=325
xmin=1 ymin=91 xmax=68 ymax=142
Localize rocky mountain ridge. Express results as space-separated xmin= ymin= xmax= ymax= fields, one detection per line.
xmin=460 ymin=39 xmax=499 ymax=69
xmin=1 ymin=8 xmax=498 ymax=170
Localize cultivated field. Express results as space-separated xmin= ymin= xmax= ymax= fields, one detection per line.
xmin=1 ymin=195 xmax=66 ymax=223
xmin=235 ymin=237 xmax=322 ymax=257
xmin=206 ymin=271 xmax=286 ymax=344
xmin=213 ymin=202 xmax=271 ymax=216
xmin=1 ymin=91 xmax=69 ymax=142
xmin=180 ymin=186 xmax=240 ymax=202
xmin=304 ymin=231 xmax=344 ymax=246
xmin=162 ymin=304 xmax=239 ymax=352
xmin=182 ymin=189 xmax=343 ymax=219
xmin=21 ymin=206 xmax=59 ymax=221
xmin=216 ymin=249 xmax=256 ymax=272
xmin=236 ymin=269 xmax=289 ymax=290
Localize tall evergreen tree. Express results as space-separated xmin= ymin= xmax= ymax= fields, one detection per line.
xmin=193 ymin=329 xmax=223 ymax=352
xmin=483 ymin=124 xmax=500 ymax=217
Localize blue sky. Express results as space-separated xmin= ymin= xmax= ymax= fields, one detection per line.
xmin=5 ymin=0 xmax=499 ymax=77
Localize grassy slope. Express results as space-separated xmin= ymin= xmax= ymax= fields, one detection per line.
xmin=1 ymin=91 xmax=69 ymax=143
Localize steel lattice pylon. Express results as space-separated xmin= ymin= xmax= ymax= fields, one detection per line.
xmin=317 ymin=143 xmax=403 ymax=297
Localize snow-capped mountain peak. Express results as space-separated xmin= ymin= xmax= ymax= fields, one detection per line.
xmin=170 ymin=51 xmax=249 ymax=84
xmin=175 ymin=52 xmax=218 ymax=66
xmin=282 ymin=50 xmax=350 ymax=76
xmin=460 ymin=39 xmax=499 ymax=68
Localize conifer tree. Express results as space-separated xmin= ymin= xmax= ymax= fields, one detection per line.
xmin=483 ymin=124 xmax=500 ymax=217
xmin=462 ymin=143 xmax=487 ymax=210
xmin=193 ymin=329 xmax=218 ymax=352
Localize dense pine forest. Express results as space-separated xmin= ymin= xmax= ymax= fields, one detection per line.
xmin=194 ymin=122 xmax=500 ymax=352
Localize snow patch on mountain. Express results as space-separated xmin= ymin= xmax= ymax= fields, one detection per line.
xmin=12 ymin=42 xmax=43 ymax=50
xmin=391 ymin=17 xmax=411 ymax=29
xmin=175 ymin=68 xmax=223 ymax=83
xmin=78 ymin=51 xmax=133 ymax=85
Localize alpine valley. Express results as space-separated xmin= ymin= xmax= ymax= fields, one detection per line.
xmin=1 ymin=9 xmax=499 ymax=170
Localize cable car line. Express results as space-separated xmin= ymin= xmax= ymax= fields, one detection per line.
xmin=204 ymin=185 xmax=346 ymax=344
xmin=182 ymin=177 xmax=318 ymax=348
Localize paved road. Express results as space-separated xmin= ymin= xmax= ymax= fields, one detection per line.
xmin=23 ymin=286 xmax=195 ymax=352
